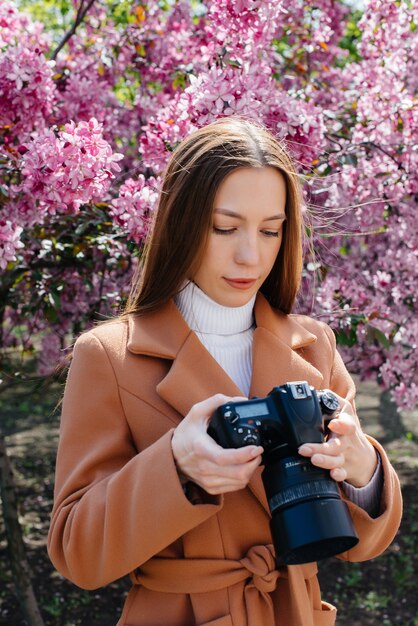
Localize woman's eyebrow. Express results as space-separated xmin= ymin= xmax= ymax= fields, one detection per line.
xmin=213 ymin=208 xmax=286 ymax=221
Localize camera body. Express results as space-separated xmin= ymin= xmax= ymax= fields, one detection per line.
xmin=208 ymin=381 xmax=359 ymax=566
xmin=208 ymin=381 xmax=339 ymax=454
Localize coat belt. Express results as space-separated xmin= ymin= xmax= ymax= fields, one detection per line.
xmin=131 ymin=544 xmax=280 ymax=624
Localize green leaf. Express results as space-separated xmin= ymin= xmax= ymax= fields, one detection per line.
xmin=44 ymin=305 xmax=58 ymax=324
xmin=335 ymin=328 xmax=358 ymax=347
xmin=366 ymin=325 xmax=390 ymax=349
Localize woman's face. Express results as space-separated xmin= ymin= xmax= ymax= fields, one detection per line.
xmin=193 ymin=166 xmax=287 ymax=307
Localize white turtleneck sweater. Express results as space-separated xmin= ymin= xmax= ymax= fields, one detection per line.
xmin=174 ymin=280 xmax=383 ymax=516
xmin=174 ymin=281 xmax=255 ymax=396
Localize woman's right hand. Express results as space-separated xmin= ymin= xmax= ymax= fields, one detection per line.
xmin=171 ymin=394 xmax=264 ymax=495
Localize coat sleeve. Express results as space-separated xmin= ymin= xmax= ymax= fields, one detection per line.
xmin=47 ymin=331 xmax=222 ymax=590
xmin=338 ymin=436 xmax=402 ymax=562
xmin=322 ymin=323 xmax=403 ymax=562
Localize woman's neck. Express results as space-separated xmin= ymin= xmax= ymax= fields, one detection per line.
xmin=174 ymin=281 xmax=256 ymax=336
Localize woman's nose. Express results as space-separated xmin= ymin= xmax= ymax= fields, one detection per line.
xmin=234 ymin=234 xmax=260 ymax=266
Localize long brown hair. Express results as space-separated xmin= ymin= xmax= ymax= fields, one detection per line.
xmin=124 ymin=117 xmax=304 ymax=316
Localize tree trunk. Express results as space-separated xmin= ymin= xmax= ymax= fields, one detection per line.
xmin=0 ymin=432 xmax=45 ymax=626
xmin=378 ymin=389 xmax=406 ymax=442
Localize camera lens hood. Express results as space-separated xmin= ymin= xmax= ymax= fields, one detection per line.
xmin=271 ymin=496 xmax=359 ymax=565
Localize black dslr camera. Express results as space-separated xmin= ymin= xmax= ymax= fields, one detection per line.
xmin=208 ymin=381 xmax=359 ymax=566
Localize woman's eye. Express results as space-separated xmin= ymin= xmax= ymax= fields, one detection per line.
xmin=212 ymin=226 xmax=235 ymax=235
xmin=212 ymin=227 xmax=281 ymax=237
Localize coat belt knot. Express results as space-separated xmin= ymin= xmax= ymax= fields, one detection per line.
xmin=240 ymin=544 xmax=279 ymax=593
xmin=239 ymin=544 xmax=279 ymax=624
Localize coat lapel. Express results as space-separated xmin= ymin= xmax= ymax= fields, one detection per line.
xmin=250 ymin=294 xmax=324 ymax=398
xmin=247 ymin=295 xmax=324 ymax=512
xmin=157 ymin=332 xmax=244 ymax=417
xmin=127 ymin=294 xmax=324 ymax=514
xmin=127 ymin=300 xmax=243 ymax=420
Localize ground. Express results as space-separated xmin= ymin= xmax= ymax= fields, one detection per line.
xmin=0 ymin=377 xmax=417 ymax=626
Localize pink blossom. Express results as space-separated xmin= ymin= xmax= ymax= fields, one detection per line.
xmin=0 ymin=44 xmax=58 ymax=139
xmin=110 ymin=175 xmax=160 ymax=243
xmin=37 ymin=333 xmax=63 ymax=376
xmin=0 ymin=220 xmax=24 ymax=270
xmin=0 ymin=1 xmax=49 ymax=50
xmin=20 ymin=119 xmax=123 ymax=212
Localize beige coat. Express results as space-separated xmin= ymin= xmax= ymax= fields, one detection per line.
xmin=48 ymin=294 xmax=402 ymax=626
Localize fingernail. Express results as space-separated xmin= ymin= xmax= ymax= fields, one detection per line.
xmin=298 ymin=445 xmax=313 ymax=455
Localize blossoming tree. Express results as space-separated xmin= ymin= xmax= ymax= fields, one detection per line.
xmin=1 ymin=0 xmax=417 ymax=407
xmin=8 ymin=0 xmax=418 ymax=407
xmin=1 ymin=0 xmax=417 ymax=621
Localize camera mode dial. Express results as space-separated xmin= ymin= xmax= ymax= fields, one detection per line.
xmin=228 ymin=418 xmax=262 ymax=447
xmin=318 ymin=391 xmax=340 ymax=415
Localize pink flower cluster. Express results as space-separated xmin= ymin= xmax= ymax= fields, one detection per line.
xmin=140 ymin=54 xmax=327 ymax=172
xmin=124 ymin=0 xmax=209 ymax=96
xmin=20 ymin=118 xmax=123 ymax=212
xmin=0 ymin=1 xmax=48 ymax=49
xmin=37 ymin=332 xmax=62 ymax=377
xmin=0 ymin=220 xmax=24 ymax=270
xmin=0 ymin=44 xmax=57 ymax=140
xmin=110 ymin=175 xmax=160 ymax=243
xmin=0 ymin=2 xmax=55 ymax=142
xmin=207 ymin=0 xmax=286 ymax=56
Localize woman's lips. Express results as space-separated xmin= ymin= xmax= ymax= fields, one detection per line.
xmin=224 ymin=278 xmax=257 ymax=290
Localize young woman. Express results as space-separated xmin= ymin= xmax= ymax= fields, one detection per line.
xmin=48 ymin=118 xmax=402 ymax=626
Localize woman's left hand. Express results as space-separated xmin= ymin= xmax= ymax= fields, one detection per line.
xmin=298 ymin=392 xmax=377 ymax=487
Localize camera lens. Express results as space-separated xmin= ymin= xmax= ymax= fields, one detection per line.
xmin=208 ymin=383 xmax=358 ymax=566
xmin=262 ymin=454 xmax=358 ymax=565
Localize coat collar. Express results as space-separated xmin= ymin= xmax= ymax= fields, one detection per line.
xmin=127 ymin=292 xmax=317 ymax=358
xmin=127 ymin=292 xmax=323 ymax=430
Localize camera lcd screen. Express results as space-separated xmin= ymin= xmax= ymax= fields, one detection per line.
xmin=237 ymin=402 xmax=270 ymax=419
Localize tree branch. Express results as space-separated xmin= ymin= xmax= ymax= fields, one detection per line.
xmin=51 ymin=0 xmax=97 ymax=61
xmin=325 ymin=133 xmax=405 ymax=170
xmin=357 ymin=140 xmax=405 ymax=171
